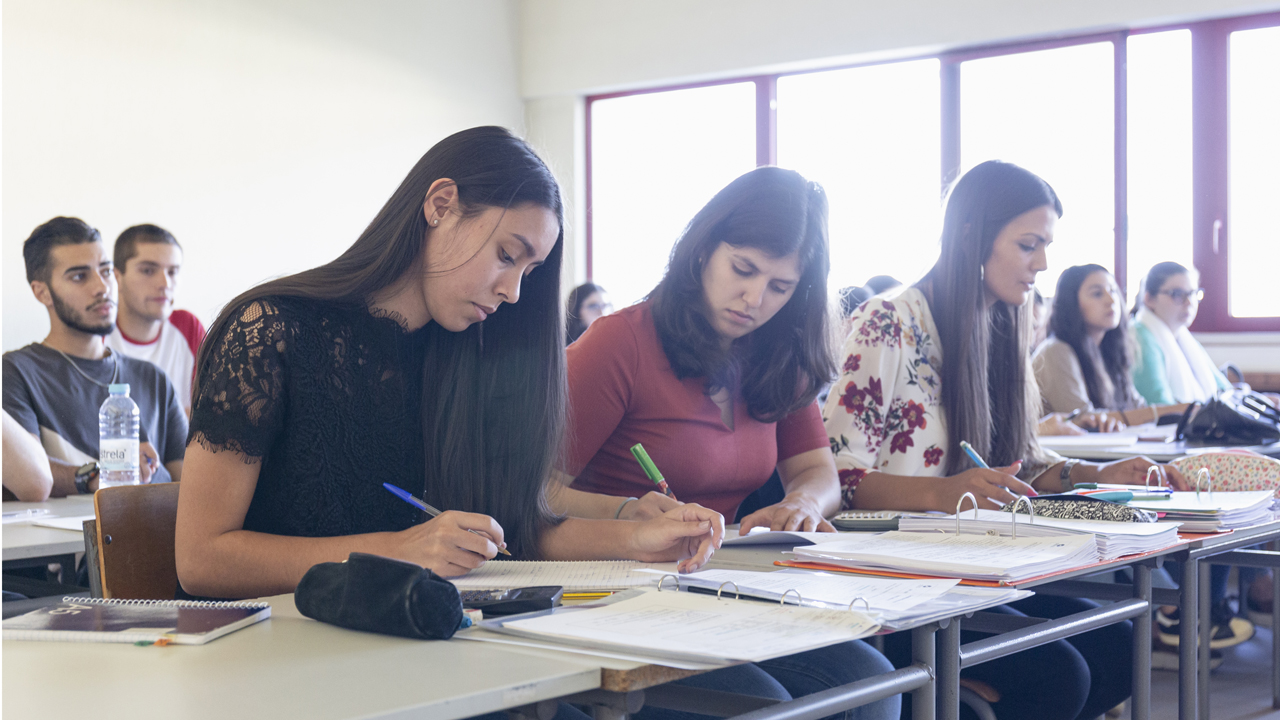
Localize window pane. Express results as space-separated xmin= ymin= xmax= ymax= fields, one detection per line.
xmin=1229 ymin=25 xmax=1280 ymax=317
xmin=961 ymin=42 xmax=1115 ymax=297
xmin=1126 ymin=31 xmax=1193 ymax=308
xmin=590 ymin=83 xmax=757 ymax=308
xmin=777 ymin=60 xmax=942 ymax=294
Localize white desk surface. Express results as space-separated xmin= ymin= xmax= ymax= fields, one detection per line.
xmin=1040 ymin=421 xmax=1280 ymax=462
xmin=3 ymin=593 xmax=607 ymax=720
xmin=2 ymin=495 xmax=95 ymax=561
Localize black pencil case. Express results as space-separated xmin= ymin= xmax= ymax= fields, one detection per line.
xmin=294 ymin=552 xmax=465 ymax=640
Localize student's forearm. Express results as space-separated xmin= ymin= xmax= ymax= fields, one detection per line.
xmin=48 ymin=458 xmax=84 ymax=498
xmin=176 ymin=528 xmax=405 ymax=599
xmin=778 ymin=470 xmax=841 ymax=518
xmin=540 ymin=517 xmax=642 ymax=560
xmin=1 ymin=427 xmax=54 ymax=502
xmin=546 ymin=479 xmax=632 ymax=519
xmin=165 ymin=460 xmax=183 ymax=483
xmin=843 ymin=472 xmax=950 ymax=512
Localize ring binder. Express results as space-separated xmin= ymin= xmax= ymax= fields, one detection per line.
xmin=1196 ymin=468 xmax=1213 ymax=499
xmin=657 ymin=574 xmax=681 ymax=592
xmin=848 ymin=596 xmax=870 ymax=613
xmin=1008 ymin=496 xmax=1036 ymax=539
xmin=779 ymin=589 xmax=803 ymax=606
xmin=955 ymin=492 xmax=979 ymax=535
xmin=1145 ymin=465 xmax=1162 ymax=489
xmin=716 ymin=581 xmax=740 ymax=600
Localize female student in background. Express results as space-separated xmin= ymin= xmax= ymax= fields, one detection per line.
xmin=565 ymin=282 xmax=612 ymax=344
xmin=1034 ymin=264 xmax=1188 ymax=426
xmin=1131 ymin=261 xmax=1232 ymax=405
xmin=174 ymin=127 xmax=724 ymax=602
xmin=824 ymin=161 xmax=1189 ymax=720
xmin=552 ymin=167 xmax=898 ymax=720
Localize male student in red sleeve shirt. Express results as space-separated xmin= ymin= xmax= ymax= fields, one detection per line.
xmin=107 ymin=224 xmax=206 ymax=415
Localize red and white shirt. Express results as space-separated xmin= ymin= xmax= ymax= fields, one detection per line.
xmin=107 ymin=310 xmax=206 ymax=413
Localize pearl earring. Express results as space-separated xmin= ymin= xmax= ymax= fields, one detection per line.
xmin=431 ymin=219 xmax=439 ymax=227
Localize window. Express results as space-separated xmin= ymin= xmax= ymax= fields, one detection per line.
xmin=589 ymin=82 xmax=757 ymax=308
xmin=777 ymin=60 xmax=942 ymax=293
xmin=585 ymin=12 xmax=1280 ymax=331
xmin=1228 ymin=25 xmax=1280 ymax=317
xmin=960 ymin=42 xmax=1115 ymax=297
xmin=1126 ymin=30 xmax=1193 ymax=306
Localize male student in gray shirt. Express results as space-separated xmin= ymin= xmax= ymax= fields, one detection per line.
xmin=2 ymin=217 xmax=186 ymax=501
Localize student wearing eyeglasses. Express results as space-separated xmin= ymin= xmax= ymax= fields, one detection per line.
xmin=1130 ymin=262 xmax=1229 ymax=405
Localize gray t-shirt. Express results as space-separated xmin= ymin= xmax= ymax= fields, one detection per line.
xmin=3 ymin=344 xmax=187 ymax=483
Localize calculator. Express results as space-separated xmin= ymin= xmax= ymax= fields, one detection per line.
xmin=831 ymin=511 xmax=904 ymax=532
xmin=459 ymin=586 xmax=565 ymax=616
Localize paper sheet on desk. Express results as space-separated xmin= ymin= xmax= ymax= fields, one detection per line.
xmin=449 ymin=560 xmax=676 ymax=592
xmin=32 ymin=514 xmax=94 ymax=531
xmin=639 ymin=567 xmax=959 ymax=613
xmin=721 ymin=528 xmax=840 ymax=546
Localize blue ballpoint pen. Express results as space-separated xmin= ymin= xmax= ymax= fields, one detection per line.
xmin=382 ymin=482 xmax=511 ymax=555
xmin=958 ymin=440 xmax=990 ymax=469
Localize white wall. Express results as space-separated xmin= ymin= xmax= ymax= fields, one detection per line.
xmin=3 ymin=0 xmax=523 ymax=351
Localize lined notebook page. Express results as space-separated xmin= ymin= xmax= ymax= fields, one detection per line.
xmin=450 ymin=561 xmax=678 ymax=591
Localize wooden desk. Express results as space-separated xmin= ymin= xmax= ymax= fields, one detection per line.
xmin=3 ymin=593 xmax=605 ymax=720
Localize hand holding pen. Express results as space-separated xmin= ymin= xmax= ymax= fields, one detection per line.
xmin=945 ymin=440 xmax=1037 ymax=510
xmin=382 ymin=483 xmax=510 ymax=576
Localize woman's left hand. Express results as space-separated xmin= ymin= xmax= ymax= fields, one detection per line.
xmin=1095 ymin=456 xmax=1189 ymax=491
xmin=629 ymin=504 xmax=726 ymax=573
xmin=739 ymin=495 xmax=837 ymax=534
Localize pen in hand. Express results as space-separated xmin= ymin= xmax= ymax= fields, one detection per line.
xmin=382 ymin=482 xmax=511 ymax=556
xmin=630 ymin=443 xmax=678 ymax=501
xmin=959 ymin=440 xmax=1036 ymax=497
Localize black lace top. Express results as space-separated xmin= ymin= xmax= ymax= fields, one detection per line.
xmin=189 ymin=296 xmax=429 ymax=538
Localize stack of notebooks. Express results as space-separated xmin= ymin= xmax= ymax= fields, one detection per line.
xmin=788 ymin=531 xmax=1099 ymax=584
xmin=1127 ymin=490 xmax=1276 ymax=532
xmin=897 ymin=509 xmax=1182 ymax=560
xmin=3 ymin=597 xmax=271 ymax=645
xmin=449 ymin=560 xmax=678 ymax=592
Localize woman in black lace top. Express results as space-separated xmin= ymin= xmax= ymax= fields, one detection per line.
xmin=175 ymin=127 xmax=724 ymax=599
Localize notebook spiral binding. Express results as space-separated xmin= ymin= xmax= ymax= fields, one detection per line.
xmin=63 ymin=597 xmax=270 ymax=609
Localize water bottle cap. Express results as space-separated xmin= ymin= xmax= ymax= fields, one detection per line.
xmin=108 ymin=383 xmax=130 ymax=395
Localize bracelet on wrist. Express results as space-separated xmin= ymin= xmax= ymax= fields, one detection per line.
xmin=1059 ymin=459 xmax=1081 ymax=493
xmin=614 ymin=497 xmax=638 ymax=519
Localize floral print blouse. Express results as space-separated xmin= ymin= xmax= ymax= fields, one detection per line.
xmin=822 ymin=287 xmax=949 ymax=509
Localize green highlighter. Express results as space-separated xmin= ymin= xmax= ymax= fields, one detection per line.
xmin=629 ymin=443 xmax=677 ymax=501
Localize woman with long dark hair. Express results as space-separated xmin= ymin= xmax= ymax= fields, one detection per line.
xmin=823 ymin=161 xmax=1188 ymax=720
xmin=564 ymin=282 xmax=611 ymax=344
xmin=174 ymin=127 xmax=723 ymax=600
xmin=552 ymin=167 xmax=897 ymax=719
xmin=1034 ymin=264 xmax=1187 ymax=425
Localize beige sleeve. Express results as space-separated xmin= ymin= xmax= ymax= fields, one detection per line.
xmin=1033 ymin=340 xmax=1094 ymax=414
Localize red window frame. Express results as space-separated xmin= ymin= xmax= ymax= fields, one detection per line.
xmin=584 ymin=11 xmax=1280 ymax=332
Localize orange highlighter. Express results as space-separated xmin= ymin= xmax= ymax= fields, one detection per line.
xmin=629 ymin=443 xmax=677 ymax=501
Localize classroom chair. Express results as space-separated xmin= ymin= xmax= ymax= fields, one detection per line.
xmin=85 ymin=483 xmax=180 ymax=599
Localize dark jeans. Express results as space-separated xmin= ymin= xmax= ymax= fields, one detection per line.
xmin=884 ymin=596 xmax=1132 ymax=720
xmin=471 ymin=640 xmax=899 ymax=720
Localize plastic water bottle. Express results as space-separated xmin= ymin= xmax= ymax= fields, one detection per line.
xmin=99 ymin=383 xmax=140 ymax=488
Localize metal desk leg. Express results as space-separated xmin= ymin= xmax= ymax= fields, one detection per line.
xmin=936 ymin=618 xmax=960 ymax=720
xmin=911 ymin=623 xmax=937 ymax=720
xmin=1200 ymin=561 xmax=1212 ymax=720
xmin=1132 ymin=562 xmax=1152 ymax=720
xmin=1273 ymin=540 xmax=1280 ymax=710
xmin=1180 ymin=555 xmax=1199 ymax=720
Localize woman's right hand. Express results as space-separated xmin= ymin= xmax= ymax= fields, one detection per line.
xmin=1038 ymin=413 xmax=1087 ymax=436
xmin=628 ymin=504 xmax=725 ymax=573
xmin=1075 ymin=412 xmax=1126 ymax=433
xmin=390 ymin=511 xmax=505 ymax=578
xmin=937 ymin=462 xmax=1035 ymax=511
xmin=617 ymin=491 xmax=682 ymax=520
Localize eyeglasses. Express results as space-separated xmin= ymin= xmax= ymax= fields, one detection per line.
xmin=1158 ymin=288 xmax=1204 ymax=304
xmin=584 ymin=302 xmax=613 ymax=313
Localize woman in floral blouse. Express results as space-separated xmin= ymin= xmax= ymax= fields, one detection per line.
xmin=823 ymin=161 xmax=1188 ymax=720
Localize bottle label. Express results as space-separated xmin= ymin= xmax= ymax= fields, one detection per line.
xmin=100 ymin=439 xmax=139 ymax=471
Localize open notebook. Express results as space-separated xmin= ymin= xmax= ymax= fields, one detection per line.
xmin=3 ymin=598 xmax=271 ymax=645
xmin=449 ymin=560 xmax=676 ymax=592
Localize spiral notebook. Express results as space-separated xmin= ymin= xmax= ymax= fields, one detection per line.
xmin=3 ymin=597 xmax=271 ymax=645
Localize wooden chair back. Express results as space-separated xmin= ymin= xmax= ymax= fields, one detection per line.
xmin=93 ymin=483 xmax=180 ymax=599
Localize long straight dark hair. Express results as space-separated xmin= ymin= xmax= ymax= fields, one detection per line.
xmin=921 ymin=160 xmax=1062 ymax=474
xmin=194 ymin=126 xmax=565 ymax=559
xmin=649 ymin=166 xmax=836 ymax=423
xmin=1051 ymin=264 xmax=1138 ymax=411
xmin=565 ymin=282 xmax=604 ymax=344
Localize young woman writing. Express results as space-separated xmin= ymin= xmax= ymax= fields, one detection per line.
xmin=823 ymin=161 xmax=1188 ymax=720
xmin=551 ymin=167 xmax=897 ymax=720
xmin=174 ymin=127 xmax=723 ymax=601
xmin=1034 ymin=264 xmax=1188 ymax=427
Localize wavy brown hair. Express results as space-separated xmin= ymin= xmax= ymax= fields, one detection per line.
xmin=921 ymin=160 xmax=1062 ymax=474
xmin=649 ymin=166 xmax=836 ymax=423
xmin=1051 ymin=264 xmax=1138 ymax=411
xmin=194 ymin=126 xmax=565 ymax=559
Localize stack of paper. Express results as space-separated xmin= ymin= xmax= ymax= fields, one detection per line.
xmin=1127 ymin=491 xmax=1275 ymax=532
xmin=662 ymin=567 xmax=1028 ymax=629
xmin=792 ymin=531 xmax=1099 ymax=584
xmin=478 ymin=588 xmax=878 ymax=667
xmin=449 ymin=561 xmax=675 ymax=592
xmin=898 ymin=509 xmax=1181 ymax=560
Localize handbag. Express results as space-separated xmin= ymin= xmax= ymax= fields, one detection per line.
xmin=294 ymin=552 xmax=466 ymax=640
xmin=1177 ymin=399 xmax=1280 ymax=447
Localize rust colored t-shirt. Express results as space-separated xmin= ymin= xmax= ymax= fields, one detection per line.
xmin=565 ymin=302 xmax=828 ymax=519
